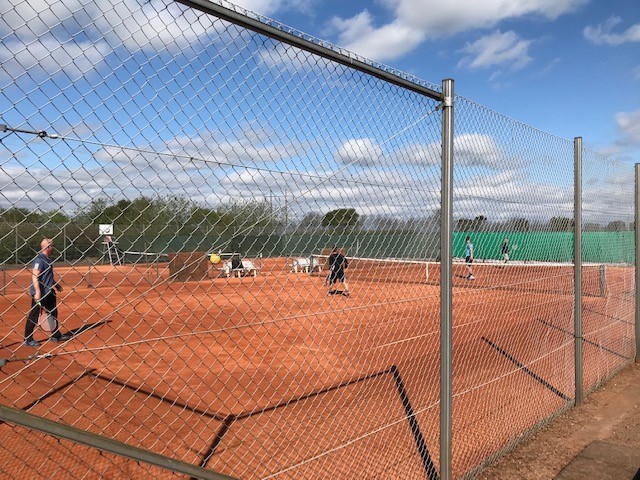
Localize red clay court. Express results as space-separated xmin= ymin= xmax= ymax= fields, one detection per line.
xmin=0 ymin=258 xmax=634 ymax=478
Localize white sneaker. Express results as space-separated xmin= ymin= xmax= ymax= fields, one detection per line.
xmin=468 ymin=275 xmax=475 ymax=280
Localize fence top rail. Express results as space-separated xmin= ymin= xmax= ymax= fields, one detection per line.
xmin=175 ymin=0 xmax=445 ymax=102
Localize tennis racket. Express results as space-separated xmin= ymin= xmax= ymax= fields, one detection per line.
xmin=37 ymin=303 xmax=57 ymax=333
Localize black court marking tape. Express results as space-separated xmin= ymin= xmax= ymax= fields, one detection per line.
xmin=0 ymin=322 xmax=109 ymax=369
xmin=196 ymin=367 xmax=394 ymax=474
xmin=0 ymin=320 xmax=111 ymax=368
xmin=95 ymin=369 xmax=401 ymax=476
xmin=197 ymin=366 xmax=438 ymax=480
xmin=67 ymin=320 xmax=111 ymax=337
xmin=20 ymin=370 xmax=93 ymax=412
xmin=390 ymin=365 xmax=439 ymax=480
xmin=99 ymin=367 xmax=437 ymax=479
xmin=197 ymin=416 xmax=234 ymax=472
xmin=481 ymin=337 xmax=571 ymax=402
xmin=537 ymin=319 xmax=630 ymax=360
xmin=91 ymin=373 xmax=225 ymax=421
xmin=0 ymin=351 xmax=57 ymax=369
xmin=0 ymin=370 xmax=97 ymax=426
xmin=582 ymin=307 xmax=634 ymax=326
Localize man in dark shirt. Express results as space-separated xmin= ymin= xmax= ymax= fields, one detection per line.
xmin=501 ymin=238 xmax=510 ymax=263
xmin=327 ymin=247 xmax=350 ymax=297
xmin=24 ymin=238 xmax=71 ymax=346
xmin=231 ymin=254 xmax=244 ymax=271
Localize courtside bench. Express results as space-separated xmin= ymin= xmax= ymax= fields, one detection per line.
xmin=290 ymin=257 xmax=323 ymax=273
xmin=222 ymin=260 xmax=259 ymax=278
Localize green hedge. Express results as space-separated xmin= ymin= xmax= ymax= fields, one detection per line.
xmin=1 ymin=223 xmax=634 ymax=265
xmin=455 ymin=232 xmax=634 ymax=263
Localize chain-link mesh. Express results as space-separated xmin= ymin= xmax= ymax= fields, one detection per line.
xmin=581 ymin=148 xmax=635 ymax=392
xmin=1 ymin=1 xmax=443 ymax=478
xmin=451 ymin=99 xmax=575 ymax=477
xmin=0 ymin=1 xmax=635 ymax=479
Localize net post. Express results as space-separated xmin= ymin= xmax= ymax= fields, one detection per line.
xmin=598 ymin=264 xmax=606 ymax=298
xmin=635 ymin=163 xmax=640 ymax=363
xmin=440 ymin=78 xmax=454 ymax=480
xmin=574 ymin=136 xmax=583 ymax=406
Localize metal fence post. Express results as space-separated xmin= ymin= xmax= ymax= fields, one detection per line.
xmin=636 ymin=164 xmax=640 ymax=363
xmin=440 ymin=78 xmax=454 ymax=480
xmin=574 ymin=137 xmax=583 ymax=405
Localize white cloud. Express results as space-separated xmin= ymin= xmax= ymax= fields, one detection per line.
xmin=0 ymin=34 xmax=111 ymax=81
xmin=458 ymin=30 xmax=532 ymax=71
xmin=391 ymin=143 xmax=440 ymax=165
xmin=335 ymin=138 xmax=384 ymax=167
xmin=163 ymin=128 xmax=313 ymax=166
xmin=5 ymin=133 xmax=628 ymax=225
xmin=536 ymin=57 xmax=562 ymax=77
xmin=584 ymin=16 xmax=640 ymax=46
xmin=228 ymin=0 xmax=284 ymax=16
xmin=334 ymin=133 xmax=508 ymax=169
xmin=328 ymin=11 xmax=425 ymax=61
xmin=455 ymin=133 xmax=508 ymax=168
xmin=394 ymin=0 xmax=586 ymax=33
xmin=615 ymin=109 xmax=640 ymax=146
xmin=257 ymin=43 xmax=332 ymax=74
xmin=328 ymin=0 xmax=585 ymax=61
xmin=582 ymin=170 xmax=635 ymax=224
xmin=0 ymin=0 xmax=218 ymax=85
xmin=225 ymin=0 xmax=317 ymax=17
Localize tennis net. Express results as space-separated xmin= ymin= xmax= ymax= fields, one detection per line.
xmin=121 ymin=250 xmax=170 ymax=265
xmin=310 ymin=254 xmax=608 ymax=297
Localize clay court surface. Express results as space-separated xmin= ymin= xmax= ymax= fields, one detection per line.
xmin=0 ymin=258 xmax=634 ymax=479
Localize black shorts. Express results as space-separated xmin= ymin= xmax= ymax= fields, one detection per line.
xmin=329 ymin=270 xmax=346 ymax=284
xmin=465 ymin=256 xmax=473 ymax=264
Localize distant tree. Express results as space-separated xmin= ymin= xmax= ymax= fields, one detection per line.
xmin=366 ymin=215 xmax=405 ymax=231
xmin=322 ymin=208 xmax=360 ymax=230
xmin=0 ymin=207 xmax=43 ymax=224
xmin=188 ymin=206 xmax=226 ymax=230
xmin=606 ymin=220 xmax=627 ymax=232
xmin=583 ymin=223 xmax=604 ymax=232
xmin=77 ymin=196 xmax=202 ymax=229
xmin=296 ymin=212 xmax=323 ymax=231
xmin=472 ymin=215 xmax=488 ymax=231
xmin=222 ymin=200 xmax=284 ymax=231
xmin=74 ymin=199 xmax=108 ymax=223
xmin=426 ymin=209 xmax=440 ymax=226
xmin=45 ymin=210 xmax=70 ymax=224
xmin=75 ymin=198 xmax=130 ymax=224
xmin=455 ymin=218 xmax=473 ymax=231
xmin=407 ymin=216 xmax=432 ymax=232
xmin=549 ymin=217 xmax=573 ymax=231
xmin=509 ymin=218 xmax=530 ymax=232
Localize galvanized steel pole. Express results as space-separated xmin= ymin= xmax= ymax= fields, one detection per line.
xmin=635 ymin=164 xmax=640 ymax=362
xmin=0 ymin=405 xmax=236 ymax=480
xmin=574 ymin=137 xmax=583 ymax=405
xmin=440 ymin=78 xmax=454 ymax=480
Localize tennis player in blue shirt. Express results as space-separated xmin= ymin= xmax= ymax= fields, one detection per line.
xmin=465 ymin=236 xmax=475 ymax=280
xmin=24 ymin=238 xmax=71 ymax=346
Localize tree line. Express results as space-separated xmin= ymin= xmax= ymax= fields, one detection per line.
xmin=454 ymin=215 xmax=632 ymax=232
xmin=1 ymin=199 xmax=632 ymax=234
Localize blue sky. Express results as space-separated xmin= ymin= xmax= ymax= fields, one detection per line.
xmin=0 ymin=0 xmax=637 ymax=228
xmin=231 ymin=0 xmax=640 ymax=159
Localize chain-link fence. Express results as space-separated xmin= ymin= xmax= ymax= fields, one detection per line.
xmin=0 ymin=0 xmax=636 ymax=479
